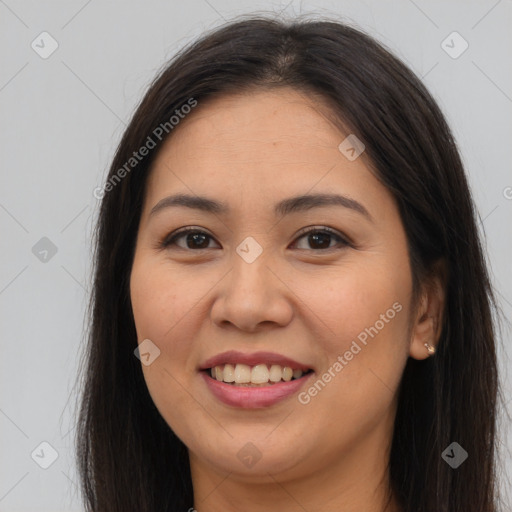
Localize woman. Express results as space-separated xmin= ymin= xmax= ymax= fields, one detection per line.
xmin=76 ymin=15 xmax=505 ymax=512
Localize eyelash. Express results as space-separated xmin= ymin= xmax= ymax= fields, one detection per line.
xmin=158 ymin=225 xmax=352 ymax=252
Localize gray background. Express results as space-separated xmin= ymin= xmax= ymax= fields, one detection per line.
xmin=1 ymin=1 xmax=511 ymax=510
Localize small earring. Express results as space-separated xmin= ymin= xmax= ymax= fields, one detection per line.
xmin=424 ymin=343 xmax=436 ymax=356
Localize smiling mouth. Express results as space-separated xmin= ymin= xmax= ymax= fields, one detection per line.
xmin=204 ymin=363 xmax=314 ymax=386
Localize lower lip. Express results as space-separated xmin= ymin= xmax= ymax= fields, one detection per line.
xmin=201 ymin=371 xmax=314 ymax=408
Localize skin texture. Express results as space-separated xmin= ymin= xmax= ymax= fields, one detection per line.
xmin=129 ymin=88 xmax=445 ymax=512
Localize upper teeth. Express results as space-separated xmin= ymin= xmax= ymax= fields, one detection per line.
xmin=210 ymin=364 xmax=304 ymax=385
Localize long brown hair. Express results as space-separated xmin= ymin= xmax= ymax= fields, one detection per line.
xmin=75 ymin=14 xmax=507 ymax=512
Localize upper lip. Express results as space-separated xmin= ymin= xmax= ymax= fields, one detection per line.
xmin=199 ymin=350 xmax=312 ymax=372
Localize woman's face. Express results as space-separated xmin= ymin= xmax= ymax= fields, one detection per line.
xmin=130 ymin=88 xmax=426 ymax=487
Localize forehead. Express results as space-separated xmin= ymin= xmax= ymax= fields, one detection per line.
xmin=171 ymin=88 xmax=340 ymax=144
xmin=141 ymin=87 xmax=390 ymax=221
xmin=150 ymin=89 xmax=358 ymax=171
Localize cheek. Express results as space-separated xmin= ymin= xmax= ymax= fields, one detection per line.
xmin=294 ymin=262 xmax=410 ymax=352
xmin=296 ymin=257 xmax=412 ymax=417
xmin=130 ymin=257 xmax=202 ymax=345
xmin=130 ymin=258 xmax=209 ymax=431
xmin=130 ymin=255 xmax=227 ymax=383
xmin=294 ymin=268 xmax=410 ymax=446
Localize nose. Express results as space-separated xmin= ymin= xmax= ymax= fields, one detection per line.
xmin=210 ymin=252 xmax=294 ymax=333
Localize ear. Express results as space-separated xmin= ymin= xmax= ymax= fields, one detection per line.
xmin=409 ymin=260 xmax=447 ymax=360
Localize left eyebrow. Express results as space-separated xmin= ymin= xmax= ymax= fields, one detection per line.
xmin=274 ymin=193 xmax=372 ymax=221
xmin=149 ymin=192 xmax=373 ymax=222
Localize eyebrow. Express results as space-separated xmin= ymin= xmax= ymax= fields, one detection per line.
xmin=149 ymin=192 xmax=372 ymax=221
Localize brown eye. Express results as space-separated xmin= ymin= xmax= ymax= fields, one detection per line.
xmin=160 ymin=225 xmax=350 ymax=252
xmin=293 ymin=227 xmax=350 ymax=251
xmin=161 ymin=228 xmax=219 ymax=250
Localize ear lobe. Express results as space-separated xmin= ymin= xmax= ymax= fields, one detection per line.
xmin=409 ymin=268 xmax=446 ymax=360
xmin=410 ymin=315 xmax=435 ymax=360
